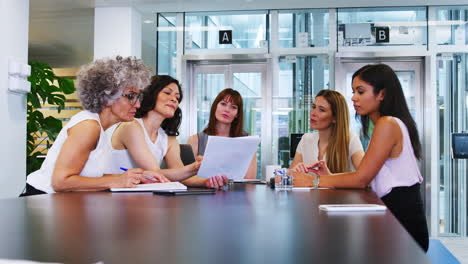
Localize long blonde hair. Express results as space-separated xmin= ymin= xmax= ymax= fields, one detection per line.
xmin=316 ymin=90 xmax=350 ymax=173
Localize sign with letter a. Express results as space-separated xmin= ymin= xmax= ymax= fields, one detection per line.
xmin=375 ymin=27 xmax=390 ymax=43
xmin=219 ymin=30 xmax=232 ymax=44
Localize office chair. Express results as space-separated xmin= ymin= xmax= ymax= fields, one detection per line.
xmin=180 ymin=144 xmax=196 ymax=165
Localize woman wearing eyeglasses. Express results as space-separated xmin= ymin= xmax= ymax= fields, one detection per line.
xmin=107 ymin=75 xmax=228 ymax=188
xmin=24 ymin=56 xmax=169 ymax=196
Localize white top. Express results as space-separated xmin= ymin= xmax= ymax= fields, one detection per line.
xmin=295 ymin=132 xmax=363 ymax=172
xmin=370 ymin=117 xmax=423 ymax=198
xmin=27 ymin=111 xmax=112 ymax=193
xmin=105 ymin=118 xmax=168 ymax=174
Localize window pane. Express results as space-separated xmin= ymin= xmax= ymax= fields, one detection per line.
xmin=185 ymin=11 xmax=268 ymax=49
xmin=437 ymin=54 xmax=468 ymax=236
xmin=337 ymin=7 xmax=427 ymax=47
xmin=157 ymin=13 xmax=177 ymax=77
xmin=278 ymin=9 xmax=329 ymax=48
xmin=435 ymin=7 xmax=468 ymax=45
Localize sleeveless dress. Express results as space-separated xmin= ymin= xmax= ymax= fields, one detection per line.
xmin=26 ymin=111 xmax=112 ymax=193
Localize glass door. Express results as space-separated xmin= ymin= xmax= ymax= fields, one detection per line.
xmin=191 ymin=63 xmax=267 ymax=178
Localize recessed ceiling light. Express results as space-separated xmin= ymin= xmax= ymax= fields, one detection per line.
xmin=143 ymin=20 xmax=154 ymax=24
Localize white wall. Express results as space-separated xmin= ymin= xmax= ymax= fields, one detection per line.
xmin=0 ymin=0 xmax=29 ymax=198
xmin=94 ymin=7 xmax=141 ymax=59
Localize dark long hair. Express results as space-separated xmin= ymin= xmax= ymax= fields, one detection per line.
xmin=135 ymin=75 xmax=183 ymax=136
xmin=352 ymin=64 xmax=421 ymax=159
xmin=203 ymin=88 xmax=245 ymax=137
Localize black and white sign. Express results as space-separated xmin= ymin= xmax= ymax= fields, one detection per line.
xmin=219 ymin=30 xmax=232 ymax=44
xmin=375 ymin=27 xmax=390 ymax=43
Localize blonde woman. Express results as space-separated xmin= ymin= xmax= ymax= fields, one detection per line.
xmin=289 ymin=89 xmax=364 ymax=173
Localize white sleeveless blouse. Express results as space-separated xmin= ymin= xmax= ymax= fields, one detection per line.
xmin=26 ymin=111 xmax=112 ymax=193
xmin=105 ymin=118 xmax=168 ymax=174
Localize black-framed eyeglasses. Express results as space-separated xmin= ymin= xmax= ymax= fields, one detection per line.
xmin=121 ymin=92 xmax=143 ymax=106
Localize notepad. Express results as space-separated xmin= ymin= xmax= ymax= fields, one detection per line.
xmin=110 ymin=182 xmax=187 ymax=192
xmin=319 ymin=204 xmax=387 ymax=212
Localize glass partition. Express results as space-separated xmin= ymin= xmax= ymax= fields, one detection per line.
xmin=185 ymin=11 xmax=268 ymax=50
xmin=278 ymin=9 xmax=329 ymax=48
xmin=157 ymin=13 xmax=177 ymax=77
xmin=435 ymin=6 xmax=468 ymax=45
xmin=273 ymin=56 xmax=329 ymax=167
xmin=437 ymin=53 xmax=468 ymax=236
xmin=337 ymin=7 xmax=427 ymax=47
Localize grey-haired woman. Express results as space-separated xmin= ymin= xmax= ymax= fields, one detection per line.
xmin=24 ymin=56 xmax=169 ymax=195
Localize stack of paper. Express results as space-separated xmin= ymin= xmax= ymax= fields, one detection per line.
xmin=319 ymin=204 xmax=387 ymax=212
xmin=110 ymin=182 xmax=187 ymax=192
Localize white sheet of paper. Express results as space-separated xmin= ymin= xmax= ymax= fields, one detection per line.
xmin=197 ymin=136 xmax=260 ymax=180
xmin=110 ymin=182 xmax=187 ymax=192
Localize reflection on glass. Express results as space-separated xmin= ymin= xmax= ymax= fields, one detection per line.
xmin=435 ymin=7 xmax=468 ymax=45
xmin=196 ymin=73 xmax=225 ymax=131
xmin=157 ymin=13 xmax=177 ymax=77
xmin=337 ymin=7 xmax=427 ymax=47
xmin=233 ymin=72 xmax=263 ymax=176
xmin=274 ymin=56 xmax=329 ymax=167
xmin=437 ymin=54 xmax=468 ymax=236
xmin=278 ymin=9 xmax=329 ymax=48
xmin=185 ymin=11 xmax=268 ymax=49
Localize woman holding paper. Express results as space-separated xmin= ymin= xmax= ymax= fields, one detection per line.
xmin=294 ymin=64 xmax=429 ymax=252
xmin=289 ymin=89 xmax=364 ymax=173
xmin=108 ymin=75 xmax=228 ymax=188
xmin=24 ymin=56 xmax=168 ymax=195
xmin=187 ymin=88 xmax=257 ymax=179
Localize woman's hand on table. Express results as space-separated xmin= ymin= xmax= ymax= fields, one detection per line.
xmin=205 ymin=175 xmax=229 ymax=189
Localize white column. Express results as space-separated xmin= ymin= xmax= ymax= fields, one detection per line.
xmin=0 ymin=0 xmax=29 ymax=198
xmin=94 ymin=7 xmax=142 ymax=59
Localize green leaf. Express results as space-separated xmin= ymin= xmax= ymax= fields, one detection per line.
xmin=61 ymin=78 xmax=75 ymax=94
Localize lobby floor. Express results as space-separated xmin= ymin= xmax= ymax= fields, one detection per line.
xmin=439 ymin=237 xmax=468 ymax=263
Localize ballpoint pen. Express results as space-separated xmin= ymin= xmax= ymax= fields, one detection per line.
xmin=119 ymin=167 xmax=158 ymax=182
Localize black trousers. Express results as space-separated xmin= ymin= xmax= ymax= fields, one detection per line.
xmin=19 ymin=183 xmax=47 ymax=197
xmin=381 ymin=183 xmax=429 ymax=252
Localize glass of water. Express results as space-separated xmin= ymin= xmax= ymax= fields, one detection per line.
xmin=274 ymin=168 xmax=293 ymax=190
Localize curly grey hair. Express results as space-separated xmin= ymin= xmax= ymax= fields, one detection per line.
xmin=76 ymin=56 xmax=152 ymax=113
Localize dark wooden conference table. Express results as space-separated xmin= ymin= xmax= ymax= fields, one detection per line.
xmin=1 ymin=184 xmax=429 ymax=263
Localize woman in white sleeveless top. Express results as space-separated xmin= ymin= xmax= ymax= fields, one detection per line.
xmin=24 ymin=56 xmax=168 ymax=195
xmin=108 ymin=75 xmax=228 ymax=188
xmin=294 ymin=64 xmax=429 ymax=252
xmin=289 ymin=90 xmax=364 ymax=174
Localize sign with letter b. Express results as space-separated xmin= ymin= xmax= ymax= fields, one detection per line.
xmin=219 ymin=30 xmax=233 ymax=44
xmin=375 ymin=27 xmax=390 ymax=43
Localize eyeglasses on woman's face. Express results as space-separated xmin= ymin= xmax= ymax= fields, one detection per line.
xmin=121 ymin=92 xmax=143 ymax=106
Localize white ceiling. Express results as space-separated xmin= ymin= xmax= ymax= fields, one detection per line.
xmin=29 ymin=0 xmax=468 ymax=68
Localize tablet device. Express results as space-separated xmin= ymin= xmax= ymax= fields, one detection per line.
xmin=153 ymin=189 xmax=216 ymax=196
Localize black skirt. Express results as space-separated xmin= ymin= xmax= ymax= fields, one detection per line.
xmin=381 ymin=183 xmax=429 ymax=252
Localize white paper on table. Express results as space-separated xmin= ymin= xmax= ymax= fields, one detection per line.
xmin=110 ymin=182 xmax=187 ymax=192
xmin=197 ymin=136 xmax=260 ymax=180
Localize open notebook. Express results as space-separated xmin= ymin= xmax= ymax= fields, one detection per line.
xmin=319 ymin=204 xmax=387 ymax=212
xmin=110 ymin=182 xmax=187 ymax=192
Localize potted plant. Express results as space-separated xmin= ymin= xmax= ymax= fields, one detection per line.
xmin=26 ymin=61 xmax=75 ymax=174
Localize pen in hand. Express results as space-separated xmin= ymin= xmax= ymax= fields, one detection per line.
xmin=119 ymin=167 xmax=159 ymax=182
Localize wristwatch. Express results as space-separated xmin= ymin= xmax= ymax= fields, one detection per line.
xmin=313 ymin=175 xmax=320 ymax=188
